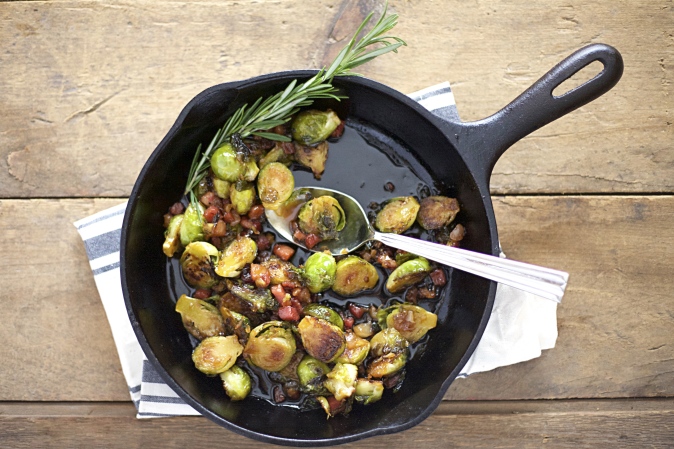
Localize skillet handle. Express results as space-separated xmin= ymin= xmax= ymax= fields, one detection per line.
xmin=447 ymin=43 xmax=623 ymax=185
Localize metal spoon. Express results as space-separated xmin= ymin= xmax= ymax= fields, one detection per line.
xmin=266 ymin=187 xmax=568 ymax=303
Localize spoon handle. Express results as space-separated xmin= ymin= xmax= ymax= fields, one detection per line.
xmin=374 ymin=232 xmax=568 ymax=303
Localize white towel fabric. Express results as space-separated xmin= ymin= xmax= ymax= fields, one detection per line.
xmin=74 ymin=82 xmax=559 ymax=418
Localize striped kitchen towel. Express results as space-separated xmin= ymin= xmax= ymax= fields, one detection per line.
xmin=74 ymin=82 xmax=558 ymax=418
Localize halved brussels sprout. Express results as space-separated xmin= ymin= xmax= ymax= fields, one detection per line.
xmin=294 ymin=141 xmax=329 ymax=179
xmin=219 ymin=306 xmax=251 ymax=343
xmin=369 ymin=327 xmax=409 ymax=358
xmin=260 ymin=256 xmax=297 ymax=285
xmin=297 ymin=355 xmax=331 ymax=394
xmin=228 ymin=281 xmax=276 ymax=313
xmin=374 ymin=196 xmax=420 ymax=234
xmin=180 ymin=203 xmax=205 ymax=246
xmin=192 ymin=335 xmax=243 ymax=375
xmin=303 ymin=303 xmax=343 ymax=329
xmin=242 ymin=158 xmax=260 ymax=182
xmin=385 ymin=257 xmax=431 ymax=293
xmin=229 ymin=183 xmax=255 ymax=215
xmin=417 ymin=196 xmax=460 ymax=230
xmin=354 ymin=379 xmax=384 ymax=405
xmin=367 ymin=352 xmax=407 ymax=378
xmin=385 ymin=303 xmax=438 ymax=343
xmin=180 ymin=241 xmax=219 ymax=289
xmin=257 ymin=162 xmax=295 ymax=210
xmin=332 ymin=255 xmax=379 ymax=296
xmin=297 ymin=196 xmax=345 ymax=240
xmin=220 ymin=365 xmax=252 ymax=401
xmin=335 ymin=331 xmax=370 ymax=365
xmin=215 ymin=236 xmax=257 ymax=278
xmin=211 ymin=143 xmax=245 ymax=182
xmin=175 ymin=294 xmax=225 ymax=340
xmin=259 ymin=145 xmax=285 ymax=167
xmin=163 ymin=213 xmax=184 ymax=257
xmin=243 ymin=321 xmax=296 ymax=372
xmin=212 ymin=177 xmax=231 ymax=199
xmin=302 ymin=252 xmax=336 ymax=293
xmin=324 ymin=362 xmax=358 ymax=401
xmin=291 ymin=109 xmax=341 ymax=145
xmin=297 ymin=316 xmax=346 ymax=363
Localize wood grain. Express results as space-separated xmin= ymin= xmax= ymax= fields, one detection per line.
xmin=1 ymin=0 xmax=672 ymax=198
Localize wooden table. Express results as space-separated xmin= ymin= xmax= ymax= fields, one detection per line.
xmin=2 ymin=0 xmax=672 ymax=447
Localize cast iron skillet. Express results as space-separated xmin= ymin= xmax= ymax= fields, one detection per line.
xmin=121 ymin=44 xmax=622 ymax=446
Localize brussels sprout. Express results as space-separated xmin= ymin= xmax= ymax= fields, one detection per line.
xmin=243 ymin=321 xmax=296 ymax=372
xmin=385 ymin=303 xmax=438 ymax=343
xmin=303 ymin=303 xmax=343 ymax=329
xmin=215 ymin=236 xmax=257 ymax=278
xmin=374 ymin=196 xmax=420 ymax=234
xmin=302 ymin=252 xmax=336 ymax=293
xmin=335 ymin=331 xmax=370 ymax=365
xmin=211 ymin=143 xmax=245 ymax=182
xmin=297 ymin=316 xmax=346 ymax=363
xmin=242 ymin=158 xmax=260 ymax=182
xmin=297 ymin=196 xmax=345 ymax=240
xmin=385 ymin=257 xmax=431 ymax=293
xmin=369 ymin=327 xmax=409 ymax=358
xmin=220 ymin=365 xmax=252 ymax=401
xmin=175 ymin=294 xmax=225 ymax=340
xmin=180 ymin=241 xmax=219 ymax=289
xmin=260 ymin=257 xmax=297 ymax=285
xmin=257 ymin=162 xmax=295 ymax=210
xmin=354 ymin=379 xmax=384 ymax=405
xmin=294 ymin=141 xmax=329 ymax=179
xmin=417 ymin=196 xmax=460 ymax=230
xmin=212 ymin=177 xmax=231 ymax=199
xmin=324 ymin=362 xmax=358 ymax=401
xmin=163 ymin=213 xmax=184 ymax=257
xmin=192 ymin=335 xmax=243 ymax=375
xmin=367 ymin=352 xmax=407 ymax=378
xmin=180 ymin=203 xmax=205 ymax=246
xmin=229 ymin=183 xmax=255 ymax=215
xmin=259 ymin=145 xmax=285 ymax=167
xmin=219 ymin=306 xmax=252 ymax=343
xmin=394 ymin=250 xmax=418 ymax=266
xmin=228 ymin=281 xmax=276 ymax=313
xmin=332 ymin=255 xmax=379 ymax=296
xmin=291 ymin=109 xmax=341 ymax=145
xmin=297 ymin=355 xmax=331 ymax=394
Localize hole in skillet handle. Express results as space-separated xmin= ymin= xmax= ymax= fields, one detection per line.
xmin=552 ymin=60 xmax=605 ymax=98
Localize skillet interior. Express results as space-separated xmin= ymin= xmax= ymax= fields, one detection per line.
xmin=121 ymin=72 xmax=497 ymax=445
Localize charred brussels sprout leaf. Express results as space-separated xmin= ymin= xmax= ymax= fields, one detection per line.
xmin=175 ymin=294 xmax=225 ymax=340
xmin=260 ymin=257 xmax=297 ymax=285
xmin=417 ymin=196 xmax=460 ymax=230
xmin=297 ymin=196 xmax=345 ymax=240
xmin=291 ymin=109 xmax=341 ymax=145
xmin=219 ymin=306 xmax=252 ymax=343
xmin=163 ymin=213 xmax=184 ymax=257
xmin=302 ymin=252 xmax=337 ymax=294
xmin=303 ymin=303 xmax=343 ymax=329
xmin=385 ymin=257 xmax=431 ymax=293
xmin=335 ymin=331 xmax=370 ymax=365
xmin=297 ymin=316 xmax=346 ymax=363
xmin=211 ymin=143 xmax=245 ymax=182
xmin=228 ymin=281 xmax=276 ymax=313
xmin=215 ymin=236 xmax=257 ymax=278
xmin=354 ymin=379 xmax=384 ymax=405
xmin=294 ymin=141 xmax=329 ymax=179
xmin=367 ymin=352 xmax=407 ymax=378
xmin=370 ymin=327 xmax=409 ymax=357
xmin=180 ymin=241 xmax=219 ymax=289
xmin=297 ymin=355 xmax=331 ymax=394
xmin=192 ymin=335 xmax=243 ymax=375
xmin=324 ymin=362 xmax=358 ymax=401
xmin=386 ymin=303 xmax=438 ymax=343
xmin=257 ymin=162 xmax=295 ymax=210
xmin=180 ymin=203 xmax=205 ymax=246
xmin=229 ymin=183 xmax=256 ymax=215
xmin=374 ymin=196 xmax=420 ymax=234
xmin=332 ymin=255 xmax=379 ymax=296
xmin=243 ymin=321 xmax=296 ymax=372
xmin=220 ymin=365 xmax=252 ymax=401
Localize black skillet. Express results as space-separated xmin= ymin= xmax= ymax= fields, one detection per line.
xmin=121 ymin=43 xmax=622 ymax=446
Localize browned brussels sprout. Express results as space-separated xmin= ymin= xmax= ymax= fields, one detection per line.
xmin=367 ymin=352 xmax=407 ymax=378
xmin=417 ymin=196 xmax=460 ymax=230
xmin=374 ymin=196 xmax=420 ymax=234
xmin=297 ymin=196 xmax=345 ymax=240
xmin=369 ymin=327 xmax=409 ymax=358
xmin=243 ymin=321 xmax=296 ymax=372
xmin=385 ymin=303 xmax=438 ymax=343
xmin=294 ymin=141 xmax=329 ymax=179
xmin=220 ymin=365 xmax=252 ymax=401
xmin=180 ymin=241 xmax=219 ymax=289
xmin=335 ymin=331 xmax=370 ymax=365
xmin=163 ymin=213 xmax=184 ymax=257
xmin=228 ymin=281 xmax=276 ymax=313
xmin=257 ymin=162 xmax=295 ymax=210
xmin=332 ymin=255 xmax=379 ymax=296
xmin=297 ymin=355 xmax=331 ymax=394
xmin=192 ymin=335 xmax=243 ymax=375
xmin=291 ymin=109 xmax=341 ymax=145
xmin=175 ymin=294 xmax=225 ymax=340
xmin=260 ymin=256 xmax=298 ymax=285
xmin=385 ymin=257 xmax=431 ymax=293
xmin=324 ymin=362 xmax=358 ymax=401
xmin=302 ymin=252 xmax=336 ymax=293
xmin=297 ymin=316 xmax=346 ymax=363
xmin=354 ymin=379 xmax=384 ymax=405
xmin=219 ymin=306 xmax=251 ymax=344
xmin=303 ymin=303 xmax=343 ymax=329
xmin=215 ymin=236 xmax=257 ymax=278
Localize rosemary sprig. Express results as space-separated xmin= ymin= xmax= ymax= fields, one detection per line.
xmin=184 ymin=4 xmax=405 ymax=196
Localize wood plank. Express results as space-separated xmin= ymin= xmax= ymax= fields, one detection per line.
xmin=1 ymin=0 xmax=672 ymax=197
xmin=0 ymin=399 xmax=672 ymax=448
xmin=0 ymin=196 xmax=672 ymax=402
